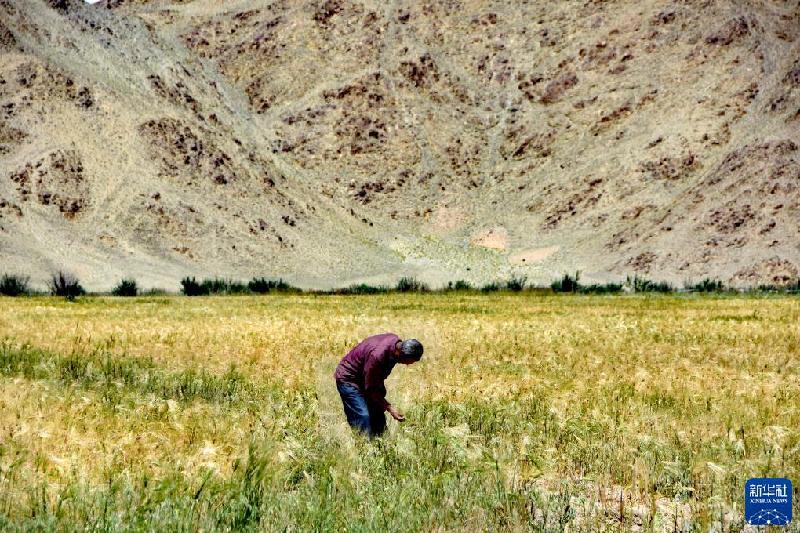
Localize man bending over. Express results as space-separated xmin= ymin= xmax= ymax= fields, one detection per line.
xmin=334 ymin=333 xmax=423 ymax=437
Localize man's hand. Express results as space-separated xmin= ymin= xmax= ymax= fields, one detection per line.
xmin=388 ymin=406 xmax=405 ymax=422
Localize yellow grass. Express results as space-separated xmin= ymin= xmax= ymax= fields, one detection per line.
xmin=0 ymin=293 xmax=797 ymax=530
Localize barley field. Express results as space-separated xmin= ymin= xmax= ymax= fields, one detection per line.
xmin=0 ymin=293 xmax=798 ymax=531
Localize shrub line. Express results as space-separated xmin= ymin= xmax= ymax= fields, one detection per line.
xmin=2 ymin=272 xmax=799 ymax=298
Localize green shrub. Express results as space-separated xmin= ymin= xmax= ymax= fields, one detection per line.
xmin=248 ymin=277 xmax=272 ymax=294
xmin=201 ymin=278 xmax=231 ymax=294
xmin=579 ymin=282 xmax=623 ymax=294
xmin=551 ymin=272 xmax=580 ymax=293
xmin=111 ymin=278 xmax=138 ymax=297
xmin=248 ymin=277 xmax=294 ymax=294
xmin=447 ymin=280 xmax=472 ymax=291
xmin=505 ymin=274 xmax=527 ymax=292
xmin=210 ymin=279 xmax=249 ymax=294
xmin=180 ymin=277 xmax=297 ymax=296
xmin=336 ymin=283 xmax=389 ymax=295
xmin=50 ymin=271 xmax=85 ymax=299
xmin=274 ymin=279 xmax=294 ymax=292
xmin=181 ymin=277 xmax=209 ymax=296
xmin=754 ymin=280 xmax=800 ymax=293
xmin=685 ymin=278 xmax=724 ymax=292
xmin=181 ymin=277 xmax=252 ymax=295
xmin=396 ymin=277 xmax=429 ymax=292
xmin=0 ymin=274 xmax=30 ymax=296
xmin=626 ymin=274 xmax=673 ymax=293
xmin=480 ymin=282 xmax=501 ymax=293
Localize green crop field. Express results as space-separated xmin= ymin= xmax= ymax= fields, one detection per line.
xmin=0 ymin=293 xmax=798 ymax=531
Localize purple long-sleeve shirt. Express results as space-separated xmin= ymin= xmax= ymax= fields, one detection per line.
xmin=334 ymin=333 xmax=400 ymax=411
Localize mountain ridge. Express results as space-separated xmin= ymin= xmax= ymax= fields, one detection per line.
xmin=1 ymin=0 xmax=798 ymax=290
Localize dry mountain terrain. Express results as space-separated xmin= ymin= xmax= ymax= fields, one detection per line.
xmin=0 ymin=0 xmax=798 ymax=290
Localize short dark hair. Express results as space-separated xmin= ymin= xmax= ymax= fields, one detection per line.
xmin=400 ymin=339 xmax=423 ymax=361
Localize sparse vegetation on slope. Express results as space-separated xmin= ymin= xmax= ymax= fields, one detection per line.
xmin=0 ymin=0 xmax=798 ymax=287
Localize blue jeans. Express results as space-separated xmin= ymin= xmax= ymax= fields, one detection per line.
xmin=336 ymin=381 xmax=386 ymax=437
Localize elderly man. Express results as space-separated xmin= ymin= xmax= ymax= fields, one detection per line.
xmin=334 ymin=333 xmax=423 ymax=437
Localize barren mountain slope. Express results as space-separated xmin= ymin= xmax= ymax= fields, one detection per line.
xmin=1 ymin=0 xmax=798 ymax=289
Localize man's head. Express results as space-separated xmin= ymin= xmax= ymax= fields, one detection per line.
xmin=395 ymin=338 xmax=423 ymax=364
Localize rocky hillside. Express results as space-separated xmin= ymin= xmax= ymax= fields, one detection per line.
xmin=1 ymin=0 xmax=798 ymax=289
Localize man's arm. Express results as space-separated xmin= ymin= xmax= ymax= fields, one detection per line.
xmin=363 ymin=336 xmax=405 ymax=421
xmin=363 ymin=353 xmax=391 ymax=411
xmin=363 ymin=372 xmax=404 ymax=421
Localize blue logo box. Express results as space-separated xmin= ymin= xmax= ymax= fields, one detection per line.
xmin=745 ymin=478 xmax=792 ymax=526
